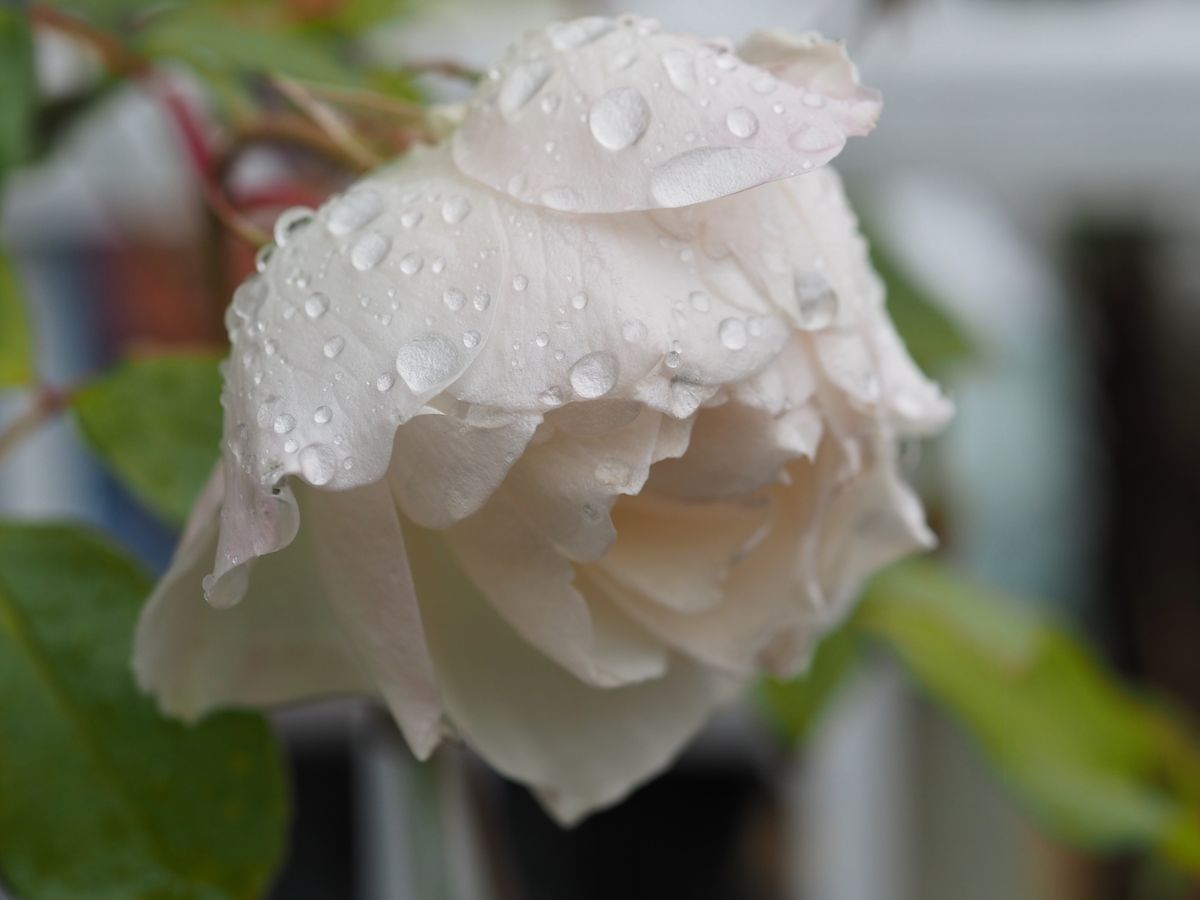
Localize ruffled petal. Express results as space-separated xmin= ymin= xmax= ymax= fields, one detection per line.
xmin=452 ymin=16 xmax=879 ymax=213
xmin=404 ymin=520 xmax=737 ymax=824
xmin=135 ymin=467 xmax=444 ymax=758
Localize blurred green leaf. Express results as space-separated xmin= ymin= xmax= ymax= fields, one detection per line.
xmin=0 ymin=7 xmax=37 ymax=184
xmin=135 ymin=5 xmax=358 ymax=85
xmin=857 ymin=560 xmax=1200 ymax=871
xmin=0 ymin=522 xmax=288 ymax=899
xmin=72 ymin=353 xmax=223 ymax=527
xmin=0 ymin=248 xmax=33 ymax=388
xmin=869 ymin=236 xmax=973 ymax=375
xmin=757 ymin=621 xmax=861 ymax=743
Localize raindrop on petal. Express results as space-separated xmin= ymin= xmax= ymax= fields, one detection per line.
xmin=350 ymin=232 xmax=391 ymax=271
xmin=400 ymin=252 xmax=423 ymax=275
xmin=395 ymin=333 xmax=461 ymax=393
xmin=327 ymin=190 xmax=383 ymax=236
xmin=718 ymin=317 xmax=747 ymax=350
xmin=273 ymin=414 xmax=295 ymax=434
xmin=726 ymin=107 xmax=759 ymax=139
xmin=323 ymin=336 xmax=345 ymax=358
xmin=313 ymin=405 xmax=333 ymax=424
xmin=498 ymin=59 xmax=554 ymax=117
xmin=589 ymin=88 xmax=651 ymax=151
xmin=299 ymin=443 xmax=337 ymax=485
xmin=441 ymin=196 xmax=472 ymax=224
xmin=569 ymin=351 xmax=619 ymax=398
xmin=274 ymin=206 xmax=314 ymax=247
xmin=443 ymin=287 xmax=466 ymax=311
xmin=304 ymin=293 xmax=329 ymax=319
xmin=793 ymin=271 xmax=839 ymax=330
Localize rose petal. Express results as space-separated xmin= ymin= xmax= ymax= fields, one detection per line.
xmin=452 ymin=16 xmax=879 ymax=213
xmin=135 ymin=468 xmax=444 ymax=758
xmin=404 ymin=519 xmax=737 ymax=824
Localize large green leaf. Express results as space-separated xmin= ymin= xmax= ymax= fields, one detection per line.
xmin=857 ymin=560 xmax=1200 ymax=871
xmin=0 ymin=248 xmax=32 ymax=388
xmin=0 ymin=8 xmax=36 ymax=183
xmin=0 ymin=523 xmax=288 ymax=899
xmin=72 ymin=353 xmax=223 ymax=527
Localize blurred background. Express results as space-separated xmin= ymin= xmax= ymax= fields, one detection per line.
xmin=2 ymin=0 xmax=1198 ymax=898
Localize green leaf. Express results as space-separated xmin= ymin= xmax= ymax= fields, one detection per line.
xmin=869 ymin=235 xmax=973 ymax=375
xmin=72 ymin=353 xmax=223 ymax=527
xmin=135 ymin=5 xmax=358 ymax=85
xmin=0 ymin=247 xmax=33 ymax=388
xmin=0 ymin=7 xmax=37 ymax=183
xmin=0 ymin=522 xmax=288 ymax=899
xmin=757 ymin=621 xmax=861 ymax=743
xmin=857 ymin=560 xmax=1200 ymax=871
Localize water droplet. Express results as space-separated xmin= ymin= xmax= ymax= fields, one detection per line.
xmin=713 ymin=52 xmax=737 ymax=71
xmin=350 ymin=232 xmax=390 ymax=271
xmin=540 ymin=93 xmax=561 ymax=114
xmin=342 ymin=457 xmax=356 ymax=471
xmin=662 ymin=50 xmax=696 ymax=91
xmin=534 ymin=331 xmax=550 ymax=347
xmin=327 ymin=190 xmax=383 ymax=236
xmin=299 ymin=443 xmax=337 ymax=485
xmin=274 ymin=206 xmax=314 ymax=246
xmin=612 ymin=47 xmax=638 ymax=70
xmin=689 ymin=290 xmax=711 ymax=312
xmin=254 ymin=244 xmax=274 ymax=272
xmin=443 ymin=288 xmax=466 ymax=311
xmin=547 ymin=16 xmax=613 ymax=50
xmin=442 ymin=196 xmax=471 ymax=224
xmin=751 ymin=73 xmax=777 ymax=94
xmin=539 ymin=386 xmax=565 ymax=406
xmin=273 ymin=413 xmax=295 ymax=434
xmin=793 ymin=271 xmax=839 ymax=330
xmin=304 ymin=292 xmax=328 ymax=321
xmin=284 ymin=438 xmax=298 ymax=454
xmin=595 ymin=459 xmax=631 ymax=486
xmin=512 ymin=274 xmax=528 ymax=292
xmin=395 ymin=333 xmax=461 ymax=393
xmin=665 ymin=350 xmax=682 ymax=369
xmin=376 ymin=372 xmax=395 ymax=392
xmin=621 ymin=319 xmax=647 ymax=342
xmin=498 ymin=59 xmax=554 ymax=117
xmin=473 ymin=289 xmax=491 ymax=311
xmin=400 ymin=252 xmax=423 ymax=275
xmin=726 ymin=107 xmax=759 ymax=139
xmin=589 ymin=87 xmax=650 ymax=150
xmin=313 ymin=405 xmax=333 ymax=424
xmin=263 ymin=338 xmax=278 ymax=356
xmin=718 ymin=317 xmax=747 ymax=350
xmin=568 ymin=351 xmax=619 ymax=398
xmin=789 ymin=125 xmax=842 ymax=153
xmin=651 ymin=147 xmax=775 ymax=207
xmin=400 ymin=209 xmax=423 ymax=229
xmin=571 ymin=292 xmax=588 ymax=310
xmin=462 ymin=330 xmax=481 ymax=349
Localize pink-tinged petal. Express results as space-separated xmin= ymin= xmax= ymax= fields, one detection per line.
xmin=135 ymin=467 xmax=444 ymax=759
xmin=452 ymin=16 xmax=879 ymax=213
xmin=404 ymin=520 xmax=737 ymax=824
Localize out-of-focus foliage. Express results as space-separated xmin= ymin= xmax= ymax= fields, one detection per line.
xmin=858 ymin=561 xmax=1200 ymax=873
xmin=872 ymin=236 xmax=973 ymax=376
xmin=0 ymin=250 xmax=33 ymax=389
xmin=0 ymin=523 xmax=288 ymax=900
xmin=0 ymin=9 xmax=36 ymax=185
xmin=758 ymin=621 xmax=861 ymax=742
xmin=72 ymin=354 xmax=223 ymax=527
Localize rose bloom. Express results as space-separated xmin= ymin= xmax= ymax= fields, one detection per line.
xmin=135 ymin=15 xmax=951 ymax=822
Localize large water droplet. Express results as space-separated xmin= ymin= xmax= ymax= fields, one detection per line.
xmin=443 ymin=288 xmax=466 ymax=311
xmin=568 ymin=351 xmax=619 ymax=398
xmin=571 ymin=291 xmax=589 ymax=310
xmin=400 ymin=252 xmax=423 ymax=275
xmin=498 ymin=59 xmax=554 ymax=117
xmin=589 ymin=88 xmax=650 ymax=151
xmin=400 ymin=209 xmax=423 ymax=229
xmin=661 ymin=50 xmax=696 ymax=92
xmin=350 ymin=232 xmax=391 ymax=271
xmin=547 ymin=16 xmax=614 ymax=50
xmin=313 ymin=405 xmax=333 ymax=424
xmin=305 ymin=292 xmax=329 ymax=319
xmin=650 ymin=147 xmax=775 ymax=207
xmin=726 ymin=107 xmax=759 ymax=139
xmin=327 ymin=190 xmax=383 ymax=236
xmin=473 ymin=289 xmax=491 ymax=312
xmin=299 ymin=443 xmax=337 ymax=485
xmin=718 ymin=317 xmax=747 ymax=350
xmin=323 ymin=336 xmax=345 ymax=358
xmin=793 ymin=271 xmax=838 ymax=330
xmin=512 ymin=274 xmax=528 ymax=292
xmin=274 ymin=206 xmax=314 ymax=247
xmin=442 ymin=196 xmax=472 ymax=224
xmin=462 ymin=330 xmax=481 ymax=349
xmin=273 ymin=414 xmax=295 ymax=434
xmin=395 ymin=333 xmax=461 ymax=393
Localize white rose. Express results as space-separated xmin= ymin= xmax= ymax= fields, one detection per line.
xmin=134 ymin=15 xmax=951 ymax=823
